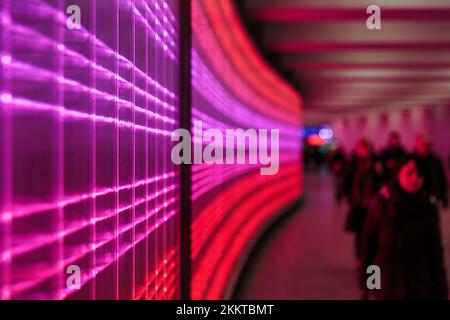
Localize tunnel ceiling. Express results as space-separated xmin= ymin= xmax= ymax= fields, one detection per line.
xmin=240 ymin=0 xmax=450 ymax=125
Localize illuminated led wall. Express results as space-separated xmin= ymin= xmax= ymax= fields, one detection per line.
xmin=0 ymin=0 xmax=180 ymax=299
xmin=1 ymin=0 xmax=303 ymax=301
xmin=191 ymin=0 xmax=303 ymax=299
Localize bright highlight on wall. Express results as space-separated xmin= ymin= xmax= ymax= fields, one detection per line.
xmin=191 ymin=0 xmax=303 ymax=299
xmin=0 ymin=0 xmax=181 ymax=300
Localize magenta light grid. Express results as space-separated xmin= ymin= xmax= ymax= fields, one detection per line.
xmin=0 ymin=0 xmax=181 ymax=300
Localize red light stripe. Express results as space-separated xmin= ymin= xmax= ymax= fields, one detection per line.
xmin=192 ymin=180 xmax=301 ymax=299
xmin=290 ymin=62 xmax=450 ymax=71
xmin=191 ymin=168 xmax=302 ymax=299
xmin=218 ymin=1 xmax=301 ymax=106
xmin=192 ymin=2 xmax=300 ymax=124
xmin=191 ymin=165 xmax=301 ymax=259
xmin=271 ymin=42 xmax=450 ymax=53
xmin=207 ymin=185 xmax=301 ymax=299
xmin=200 ymin=0 xmax=301 ymax=114
xmin=250 ymin=7 xmax=450 ymax=22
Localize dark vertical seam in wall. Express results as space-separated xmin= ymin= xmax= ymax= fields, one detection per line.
xmin=179 ymin=0 xmax=192 ymax=301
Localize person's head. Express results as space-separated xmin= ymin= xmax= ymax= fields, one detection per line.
xmin=355 ymin=138 xmax=372 ymax=159
xmin=395 ymin=155 xmax=424 ymax=193
xmin=388 ymin=131 xmax=401 ymax=148
xmin=415 ymin=134 xmax=431 ymax=156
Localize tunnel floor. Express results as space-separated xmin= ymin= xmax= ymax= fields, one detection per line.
xmin=235 ymin=170 xmax=450 ymax=300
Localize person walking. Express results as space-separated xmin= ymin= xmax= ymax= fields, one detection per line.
xmin=359 ymin=155 xmax=448 ymax=300
xmin=379 ymin=131 xmax=406 ymax=183
xmin=413 ymin=134 xmax=448 ymax=211
xmin=344 ymin=138 xmax=380 ymax=258
xmin=328 ymin=144 xmax=347 ymax=203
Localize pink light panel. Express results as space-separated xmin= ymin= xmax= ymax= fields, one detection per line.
xmin=0 ymin=0 xmax=181 ymax=299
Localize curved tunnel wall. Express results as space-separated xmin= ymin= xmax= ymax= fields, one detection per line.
xmin=0 ymin=0 xmax=303 ymax=300
xmin=190 ymin=0 xmax=303 ymax=299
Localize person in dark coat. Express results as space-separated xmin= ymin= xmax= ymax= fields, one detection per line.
xmin=328 ymin=144 xmax=347 ymax=202
xmin=359 ymin=154 xmax=448 ymax=300
xmin=344 ymin=138 xmax=380 ymax=259
xmin=413 ymin=134 xmax=448 ymax=210
xmin=379 ymin=131 xmax=406 ymax=183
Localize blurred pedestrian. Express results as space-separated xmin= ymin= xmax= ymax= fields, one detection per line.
xmin=344 ymin=138 xmax=380 ymax=259
xmin=379 ymin=131 xmax=406 ymax=183
xmin=327 ymin=143 xmax=347 ymax=202
xmin=359 ymin=154 xmax=448 ymax=300
xmin=413 ymin=134 xmax=448 ymax=210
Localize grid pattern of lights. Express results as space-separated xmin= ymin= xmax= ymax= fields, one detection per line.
xmin=191 ymin=0 xmax=303 ymax=300
xmin=0 ymin=0 xmax=180 ymax=300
